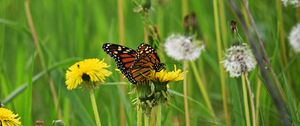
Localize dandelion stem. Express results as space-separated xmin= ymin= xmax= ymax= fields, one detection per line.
xmin=181 ymin=0 xmax=191 ymax=124
xmin=190 ymin=62 xmax=216 ymax=119
xmin=242 ymin=74 xmax=251 ymax=126
xmin=89 ymin=89 xmax=102 ymax=126
xmin=183 ymin=61 xmax=190 ymax=126
xmin=213 ymin=0 xmax=230 ymax=125
xmin=255 ymin=78 xmax=262 ymax=126
xmin=156 ymin=105 xmax=161 ymax=126
xmin=245 ymin=73 xmax=256 ymax=126
xmin=181 ymin=0 xmax=188 ymax=18
xmin=144 ymin=114 xmax=149 ymax=126
xmin=149 ymin=105 xmax=157 ymax=126
xmin=137 ymin=106 xmax=142 ymax=126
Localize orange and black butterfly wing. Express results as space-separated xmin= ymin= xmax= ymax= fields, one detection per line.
xmin=102 ymin=43 xmax=137 ymax=82
xmin=126 ymin=43 xmax=165 ymax=84
xmin=137 ymin=43 xmax=165 ymax=71
xmin=128 ymin=55 xmax=160 ymax=84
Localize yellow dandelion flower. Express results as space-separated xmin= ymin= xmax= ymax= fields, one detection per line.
xmin=65 ymin=58 xmax=112 ymax=90
xmin=134 ymin=65 xmax=183 ymax=115
xmin=151 ymin=65 xmax=184 ymax=83
xmin=0 ymin=107 xmax=22 ymax=126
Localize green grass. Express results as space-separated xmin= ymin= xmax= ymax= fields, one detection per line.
xmin=1 ymin=0 xmax=300 ymax=125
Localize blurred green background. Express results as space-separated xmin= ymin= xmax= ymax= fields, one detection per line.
xmin=0 ymin=0 xmax=300 ymax=125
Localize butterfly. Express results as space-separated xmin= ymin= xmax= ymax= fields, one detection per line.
xmin=102 ymin=43 xmax=165 ymax=84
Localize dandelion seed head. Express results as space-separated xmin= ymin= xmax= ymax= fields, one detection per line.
xmin=289 ymin=24 xmax=300 ymax=53
xmin=164 ymin=34 xmax=204 ymax=61
xmin=222 ymin=43 xmax=257 ymax=77
xmin=282 ymin=0 xmax=300 ymax=7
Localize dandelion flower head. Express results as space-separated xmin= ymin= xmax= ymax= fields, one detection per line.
xmin=0 ymin=107 xmax=21 ymax=126
xmin=164 ymin=34 xmax=204 ymax=61
xmin=134 ymin=65 xmax=183 ymax=115
xmin=65 ymin=58 xmax=112 ymax=90
xmin=150 ymin=65 xmax=184 ymax=84
xmin=289 ymin=24 xmax=300 ymax=53
xmin=222 ymin=43 xmax=257 ymax=77
xmin=282 ymin=0 xmax=300 ymax=7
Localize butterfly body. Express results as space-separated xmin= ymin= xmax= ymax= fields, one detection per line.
xmin=102 ymin=43 xmax=165 ymax=84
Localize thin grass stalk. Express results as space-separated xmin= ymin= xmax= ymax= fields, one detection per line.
xmin=183 ymin=61 xmax=190 ymax=126
xmin=273 ymin=0 xmax=289 ymax=103
xmin=190 ymin=62 xmax=216 ymax=119
xmin=297 ymin=7 xmax=300 ymax=21
xmin=218 ymin=0 xmax=228 ymax=49
xmin=118 ymin=0 xmax=125 ymax=44
xmin=213 ymin=0 xmax=230 ymax=125
xmin=24 ymin=0 xmax=62 ymax=119
xmin=245 ymin=73 xmax=256 ymax=126
xmin=242 ymin=74 xmax=251 ymax=126
xmin=117 ymin=0 xmax=126 ymax=125
xmin=89 ymin=89 xmax=102 ymax=126
xmin=143 ymin=11 xmax=149 ymax=43
xmin=276 ymin=0 xmax=288 ymax=67
xmin=143 ymin=25 xmax=148 ymax=43
xmin=255 ymin=78 xmax=262 ymax=126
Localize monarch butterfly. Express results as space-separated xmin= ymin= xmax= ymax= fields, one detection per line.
xmin=102 ymin=43 xmax=165 ymax=84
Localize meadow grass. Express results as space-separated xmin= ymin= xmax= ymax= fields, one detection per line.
xmin=1 ymin=0 xmax=300 ymax=126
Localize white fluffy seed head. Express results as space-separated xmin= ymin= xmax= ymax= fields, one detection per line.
xmin=289 ymin=24 xmax=300 ymax=53
xmin=282 ymin=0 xmax=300 ymax=7
xmin=164 ymin=34 xmax=204 ymax=61
xmin=222 ymin=43 xmax=257 ymax=77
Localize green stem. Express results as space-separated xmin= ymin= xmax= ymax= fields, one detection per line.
xmin=245 ymin=73 xmax=256 ymax=126
xmin=149 ymin=106 xmax=156 ymax=126
xmin=255 ymin=77 xmax=262 ymax=126
xmin=89 ymin=89 xmax=102 ymax=126
xmin=190 ymin=62 xmax=216 ymax=119
xmin=181 ymin=0 xmax=190 ymax=125
xmin=181 ymin=0 xmax=188 ymax=18
xmin=117 ymin=0 xmax=126 ymax=125
xmin=137 ymin=106 xmax=142 ymax=126
xmin=242 ymin=74 xmax=251 ymax=126
xmin=183 ymin=61 xmax=190 ymax=126
xmin=218 ymin=0 xmax=228 ymax=49
xmin=156 ymin=105 xmax=161 ymax=126
xmin=144 ymin=114 xmax=149 ymax=126
xmin=213 ymin=0 xmax=230 ymax=125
